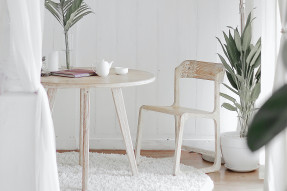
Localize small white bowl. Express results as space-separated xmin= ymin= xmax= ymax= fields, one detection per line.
xmin=114 ymin=67 xmax=128 ymax=75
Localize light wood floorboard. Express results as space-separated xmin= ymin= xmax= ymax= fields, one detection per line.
xmin=58 ymin=150 xmax=263 ymax=191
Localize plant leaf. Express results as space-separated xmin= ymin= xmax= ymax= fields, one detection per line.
xmin=222 ymin=103 xmax=237 ymax=111
xmin=62 ymin=0 xmax=93 ymax=32
xmin=69 ymin=5 xmax=93 ymax=29
xmin=65 ymin=0 xmax=83 ymax=26
xmin=250 ymin=46 xmax=261 ymax=67
xmin=220 ymin=93 xmax=236 ymax=103
xmin=247 ymin=84 xmax=287 ymax=151
xmin=223 ymin=32 xmax=239 ymax=69
xmin=242 ymin=23 xmax=252 ymax=52
xmin=223 ymin=83 xmax=239 ymax=95
xmin=218 ymin=54 xmax=234 ymax=76
xmin=234 ymin=29 xmax=242 ymax=52
xmin=226 ymin=72 xmax=238 ymax=90
xmin=251 ymin=82 xmax=261 ymax=101
xmin=255 ymin=66 xmax=261 ymax=83
xmin=242 ymin=12 xmax=252 ymax=35
xmin=235 ymin=102 xmax=242 ymax=111
xmin=246 ymin=42 xmax=260 ymax=64
xmin=45 ymin=0 xmax=63 ymax=26
xmin=216 ymin=37 xmax=233 ymax=65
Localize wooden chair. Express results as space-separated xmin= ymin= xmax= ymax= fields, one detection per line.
xmin=135 ymin=60 xmax=225 ymax=175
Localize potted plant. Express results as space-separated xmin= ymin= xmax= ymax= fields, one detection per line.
xmin=217 ymin=12 xmax=261 ymax=172
xmin=45 ymin=0 xmax=94 ymax=70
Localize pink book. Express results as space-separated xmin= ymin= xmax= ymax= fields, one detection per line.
xmin=51 ymin=69 xmax=96 ymax=78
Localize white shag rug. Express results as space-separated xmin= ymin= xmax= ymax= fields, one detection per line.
xmin=57 ymin=152 xmax=214 ymax=191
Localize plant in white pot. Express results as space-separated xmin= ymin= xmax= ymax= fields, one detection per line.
xmin=217 ymin=12 xmax=261 ymax=172
xmin=45 ymin=0 xmax=94 ymax=70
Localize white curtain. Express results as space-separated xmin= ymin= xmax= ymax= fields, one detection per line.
xmin=263 ymin=0 xmax=287 ymax=190
xmin=0 ymin=0 xmax=60 ymax=190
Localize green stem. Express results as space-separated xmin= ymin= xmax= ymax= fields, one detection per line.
xmin=65 ymin=31 xmax=71 ymax=70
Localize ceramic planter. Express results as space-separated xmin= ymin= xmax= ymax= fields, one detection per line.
xmin=221 ymin=131 xmax=259 ymax=172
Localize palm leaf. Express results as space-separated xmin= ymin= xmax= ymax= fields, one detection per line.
xmin=45 ymin=0 xmax=63 ymax=26
xmin=62 ymin=0 xmax=93 ymax=32
xmin=63 ymin=0 xmax=74 ymax=12
xmin=70 ymin=10 xmax=93 ymax=29
xmin=65 ymin=0 xmax=83 ymax=25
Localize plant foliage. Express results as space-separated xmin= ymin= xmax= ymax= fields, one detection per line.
xmin=247 ymin=85 xmax=287 ymax=151
xmin=45 ymin=0 xmax=93 ymax=33
xmin=217 ymin=12 xmax=261 ymax=137
xmin=45 ymin=0 xmax=93 ymax=69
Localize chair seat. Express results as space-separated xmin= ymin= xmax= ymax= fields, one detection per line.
xmin=142 ymin=105 xmax=215 ymax=118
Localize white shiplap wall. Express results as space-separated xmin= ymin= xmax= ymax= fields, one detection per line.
xmin=43 ymin=0 xmax=249 ymax=150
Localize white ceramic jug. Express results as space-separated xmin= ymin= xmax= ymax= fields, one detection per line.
xmin=95 ymin=60 xmax=113 ymax=77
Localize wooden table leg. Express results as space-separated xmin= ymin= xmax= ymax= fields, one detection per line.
xmin=80 ymin=88 xmax=90 ymax=191
xmin=79 ymin=89 xmax=84 ymax=166
xmin=47 ymin=88 xmax=57 ymax=113
xmin=111 ymin=88 xmax=138 ymax=176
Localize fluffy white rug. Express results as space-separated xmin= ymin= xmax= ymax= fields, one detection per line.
xmin=57 ymin=152 xmax=214 ymax=191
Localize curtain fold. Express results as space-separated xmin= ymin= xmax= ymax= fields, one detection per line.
xmin=264 ymin=0 xmax=287 ymax=190
xmin=0 ymin=0 xmax=60 ymax=190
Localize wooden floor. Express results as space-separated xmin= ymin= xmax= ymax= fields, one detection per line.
xmin=58 ymin=150 xmax=264 ymax=191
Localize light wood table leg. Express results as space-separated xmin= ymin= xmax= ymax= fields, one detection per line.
xmin=80 ymin=88 xmax=90 ymax=191
xmin=79 ymin=89 xmax=84 ymax=166
xmin=47 ymin=88 xmax=57 ymax=113
xmin=111 ymin=88 xmax=138 ymax=176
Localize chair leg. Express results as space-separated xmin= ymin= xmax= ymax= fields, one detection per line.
xmin=174 ymin=115 xmax=185 ymax=175
xmin=174 ymin=115 xmax=180 ymax=145
xmin=135 ymin=106 xmax=144 ymax=164
xmin=200 ymin=118 xmax=221 ymax=173
xmin=213 ymin=118 xmax=221 ymax=170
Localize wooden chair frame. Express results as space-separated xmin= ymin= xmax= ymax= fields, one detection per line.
xmin=135 ymin=60 xmax=225 ymax=175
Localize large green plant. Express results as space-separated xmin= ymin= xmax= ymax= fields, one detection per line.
xmin=217 ymin=12 xmax=261 ymax=137
xmin=45 ymin=0 xmax=93 ymax=69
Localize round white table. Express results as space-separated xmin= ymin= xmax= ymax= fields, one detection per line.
xmin=41 ymin=68 xmax=155 ymax=191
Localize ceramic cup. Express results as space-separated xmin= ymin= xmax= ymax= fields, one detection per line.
xmin=114 ymin=67 xmax=128 ymax=75
xmin=47 ymin=51 xmax=59 ymax=71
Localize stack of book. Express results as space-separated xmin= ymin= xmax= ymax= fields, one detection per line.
xmin=50 ymin=69 xmax=96 ymax=78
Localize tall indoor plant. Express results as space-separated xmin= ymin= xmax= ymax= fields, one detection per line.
xmin=217 ymin=12 xmax=261 ymax=171
xmin=45 ymin=0 xmax=93 ymax=69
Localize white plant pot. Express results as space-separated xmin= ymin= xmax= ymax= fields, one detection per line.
xmin=221 ymin=132 xmax=259 ymax=172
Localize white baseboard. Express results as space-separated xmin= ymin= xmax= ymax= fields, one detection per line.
xmin=56 ymin=137 xmax=215 ymax=151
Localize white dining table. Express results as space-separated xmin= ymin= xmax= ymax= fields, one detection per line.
xmin=41 ymin=68 xmax=155 ymax=191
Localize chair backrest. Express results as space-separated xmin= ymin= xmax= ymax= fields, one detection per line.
xmin=173 ymin=60 xmax=225 ymax=108
xmin=175 ymin=60 xmax=225 ymax=82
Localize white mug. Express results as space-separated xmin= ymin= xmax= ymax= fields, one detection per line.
xmin=47 ymin=51 xmax=59 ymax=71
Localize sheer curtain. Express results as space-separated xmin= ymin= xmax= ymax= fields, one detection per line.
xmin=0 ymin=0 xmax=59 ymax=190
xmin=262 ymin=0 xmax=287 ymax=190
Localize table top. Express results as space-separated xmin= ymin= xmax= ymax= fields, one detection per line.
xmin=41 ymin=68 xmax=155 ymax=88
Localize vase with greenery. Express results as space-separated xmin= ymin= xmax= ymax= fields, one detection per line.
xmin=45 ymin=0 xmax=93 ymax=69
xmin=217 ymin=12 xmax=261 ymax=138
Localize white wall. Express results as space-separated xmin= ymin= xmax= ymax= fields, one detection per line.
xmin=43 ymin=0 xmax=260 ymax=151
